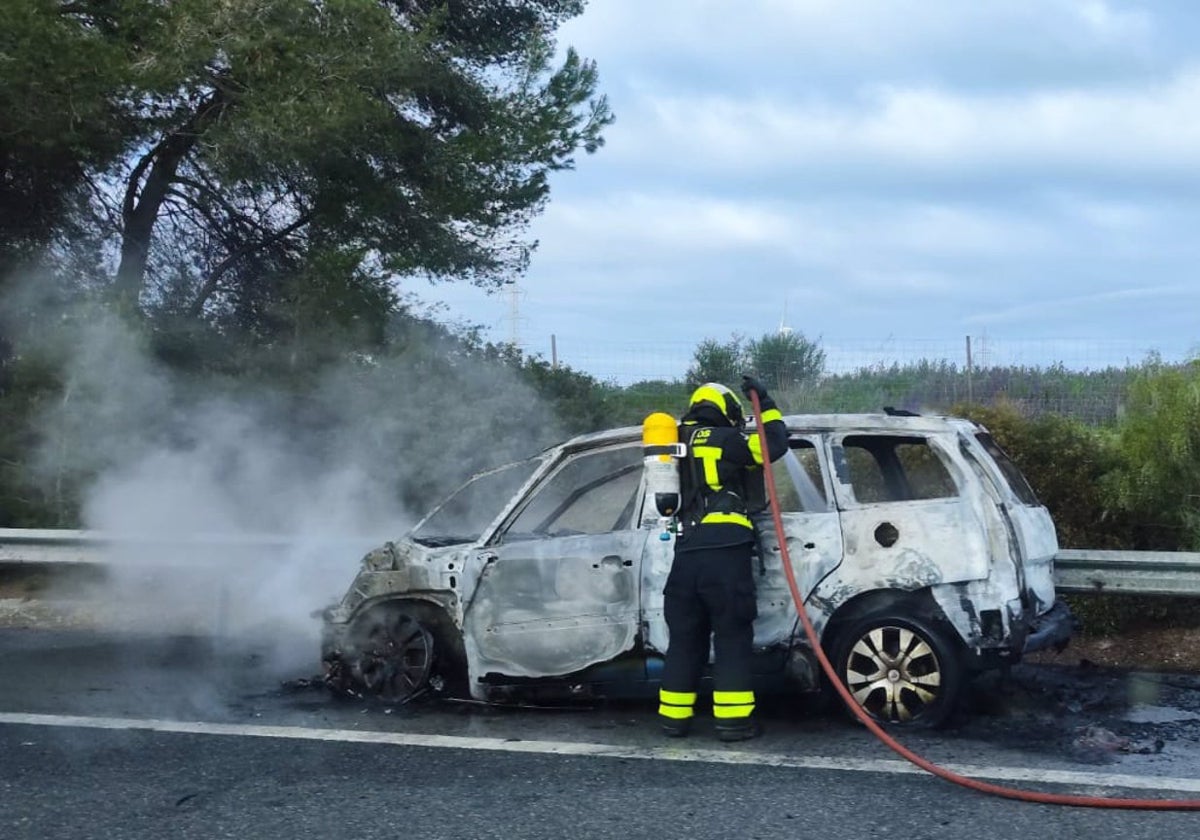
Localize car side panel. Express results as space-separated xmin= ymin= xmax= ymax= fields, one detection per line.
xmin=753 ymin=511 xmax=844 ymax=645
xmin=463 ymin=531 xmax=645 ymax=680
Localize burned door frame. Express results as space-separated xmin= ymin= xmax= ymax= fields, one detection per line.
xmin=824 ymin=431 xmax=991 ymax=602
xmin=961 ymin=431 xmax=1058 ymax=613
xmin=463 ymin=441 xmax=647 ymax=679
xmin=752 ymin=435 xmax=845 ymax=646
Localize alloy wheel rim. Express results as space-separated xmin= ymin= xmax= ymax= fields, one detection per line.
xmin=844 ymin=624 xmax=943 ymax=723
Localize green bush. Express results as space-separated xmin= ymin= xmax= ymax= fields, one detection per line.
xmin=0 ymin=353 xmax=70 ymax=527
xmin=1102 ymin=359 xmax=1200 ymax=550
xmin=953 ymin=398 xmax=1200 ymax=635
xmin=953 ymin=401 xmax=1138 ymax=550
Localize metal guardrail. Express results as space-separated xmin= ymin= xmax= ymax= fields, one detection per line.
xmin=0 ymin=528 xmax=376 ymax=569
xmin=1053 ymin=549 xmax=1200 ymax=597
xmin=3 ymin=530 xmax=1200 ymax=597
xmin=0 ymin=530 xmax=105 ymax=566
xmin=0 ymin=529 xmax=385 ymax=636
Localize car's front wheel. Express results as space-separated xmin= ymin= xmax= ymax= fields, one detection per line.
xmin=829 ymin=613 xmax=964 ymax=727
xmin=349 ymin=608 xmax=437 ymax=704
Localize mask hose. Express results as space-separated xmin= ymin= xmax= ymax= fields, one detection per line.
xmin=746 ymin=389 xmax=1200 ymax=810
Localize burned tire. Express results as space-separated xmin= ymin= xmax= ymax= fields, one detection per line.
xmin=349 ymin=608 xmax=437 ymax=704
xmin=829 ymin=613 xmax=963 ymax=727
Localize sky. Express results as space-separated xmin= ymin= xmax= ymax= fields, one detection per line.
xmin=422 ymin=0 xmax=1200 ymax=383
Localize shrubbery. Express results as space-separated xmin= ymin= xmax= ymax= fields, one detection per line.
xmin=1102 ymin=359 xmax=1200 ymax=550
xmin=953 ymin=401 xmax=1138 ymax=550
xmin=954 ymin=385 xmax=1200 ymax=635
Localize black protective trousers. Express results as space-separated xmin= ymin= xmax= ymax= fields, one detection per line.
xmin=660 ymin=543 xmax=758 ymax=701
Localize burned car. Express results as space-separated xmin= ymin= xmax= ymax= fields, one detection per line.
xmin=320 ymin=412 xmax=1074 ymax=726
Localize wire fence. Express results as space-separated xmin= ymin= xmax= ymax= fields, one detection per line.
xmin=531 ymin=335 xmax=1200 ymax=425
xmin=535 ymin=336 xmax=1197 ymax=382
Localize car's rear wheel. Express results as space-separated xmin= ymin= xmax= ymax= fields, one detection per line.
xmin=829 ymin=613 xmax=963 ymax=727
xmin=351 ymin=609 xmax=436 ymax=704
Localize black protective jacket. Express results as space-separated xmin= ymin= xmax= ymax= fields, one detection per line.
xmin=675 ymin=398 xmax=788 ymax=553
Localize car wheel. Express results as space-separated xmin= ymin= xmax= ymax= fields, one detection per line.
xmin=352 ymin=609 xmax=436 ymax=704
xmin=829 ymin=613 xmax=963 ymax=727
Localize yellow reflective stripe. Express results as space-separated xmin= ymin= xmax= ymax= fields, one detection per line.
xmin=658 ymin=704 xmax=694 ymax=720
xmin=700 ymin=512 xmax=752 ymax=528
xmin=747 ymin=410 xmax=783 ymax=464
xmin=747 ymin=433 xmax=764 ymax=464
xmin=659 ymin=688 xmax=696 ymax=720
xmin=713 ymin=704 xmax=755 ymax=719
xmin=658 ymin=690 xmax=696 ymax=706
xmin=713 ymin=691 xmax=755 ymax=705
xmin=693 ymin=444 xmax=722 ymax=489
xmin=714 ymin=689 xmax=756 ymax=719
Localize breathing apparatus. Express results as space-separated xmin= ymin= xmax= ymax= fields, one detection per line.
xmin=641 ymin=383 xmax=754 ymax=542
xmin=640 ymin=412 xmax=686 ymax=540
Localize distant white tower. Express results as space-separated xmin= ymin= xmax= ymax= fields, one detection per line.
xmin=778 ymin=296 xmax=793 ymax=335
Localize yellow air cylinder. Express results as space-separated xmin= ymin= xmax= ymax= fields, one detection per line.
xmin=642 ymin=412 xmax=682 ymax=519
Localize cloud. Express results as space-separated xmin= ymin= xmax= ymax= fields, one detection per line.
xmin=564 ymin=0 xmax=1160 ymax=93
xmin=964 ymin=283 xmax=1199 ymax=327
xmin=546 ymin=193 xmax=791 ymax=252
xmin=602 ymin=67 xmax=1200 ymax=185
xmin=429 ymin=1 xmax=1200 ymax=379
xmin=532 ymin=192 xmax=1062 ymax=277
xmin=1054 ymin=195 xmax=1155 ymax=231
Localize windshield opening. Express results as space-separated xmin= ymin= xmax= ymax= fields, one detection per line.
xmin=410 ymin=459 xmax=542 ymax=547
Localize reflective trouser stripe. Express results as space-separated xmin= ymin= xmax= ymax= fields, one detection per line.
xmin=658 ymin=689 xmax=696 ymax=720
xmin=713 ymin=690 xmax=755 ymax=720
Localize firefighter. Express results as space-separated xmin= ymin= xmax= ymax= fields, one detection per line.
xmin=658 ymin=376 xmax=789 ymax=741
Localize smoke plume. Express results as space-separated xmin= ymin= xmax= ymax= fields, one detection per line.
xmin=4 ymin=283 xmax=564 ymax=681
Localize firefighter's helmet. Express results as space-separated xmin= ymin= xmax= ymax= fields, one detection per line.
xmin=688 ymin=382 xmax=745 ymax=428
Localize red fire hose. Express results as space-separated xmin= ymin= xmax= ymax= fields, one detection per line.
xmin=746 ymin=389 xmax=1200 ymax=810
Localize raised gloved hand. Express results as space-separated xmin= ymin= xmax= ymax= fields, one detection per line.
xmin=740 ymin=375 xmax=768 ymax=401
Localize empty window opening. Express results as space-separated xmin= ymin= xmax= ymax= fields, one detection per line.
xmin=840 ymin=435 xmax=958 ymax=503
xmin=769 ymin=439 xmax=829 ymax=512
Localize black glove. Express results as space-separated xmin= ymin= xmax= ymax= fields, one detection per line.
xmin=740 ymin=375 xmax=768 ymax=401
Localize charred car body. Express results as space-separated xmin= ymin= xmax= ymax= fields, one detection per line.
xmin=320 ymin=412 xmax=1074 ymax=725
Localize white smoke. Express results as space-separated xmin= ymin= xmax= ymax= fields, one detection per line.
xmin=7 ymin=291 xmax=565 ymax=680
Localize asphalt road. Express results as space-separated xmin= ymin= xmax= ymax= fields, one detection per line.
xmin=1 ymin=628 xmax=1199 ymax=839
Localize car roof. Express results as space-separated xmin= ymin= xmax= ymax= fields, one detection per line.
xmin=556 ymin=413 xmax=982 ymax=453
xmin=779 ymin=413 xmax=981 ymax=435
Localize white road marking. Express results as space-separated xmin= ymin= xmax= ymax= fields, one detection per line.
xmin=2 ymin=711 xmax=1199 ymax=795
